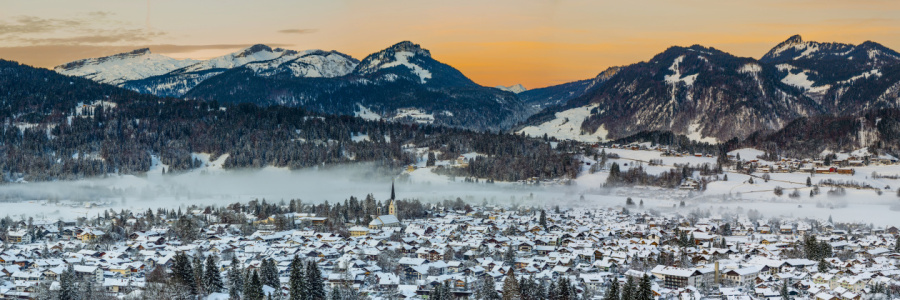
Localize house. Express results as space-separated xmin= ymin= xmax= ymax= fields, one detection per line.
xmin=651 ymin=266 xmax=702 ymax=289
xmin=7 ymin=230 xmax=31 ymax=244
xmin=349 ymin=226 xmax=370 ymax=237
xmin=77 ymin=229 xmax=105 ymax=242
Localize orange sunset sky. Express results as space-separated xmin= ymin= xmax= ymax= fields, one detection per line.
xmin=1 ymin=0 xmax=899 ymax=89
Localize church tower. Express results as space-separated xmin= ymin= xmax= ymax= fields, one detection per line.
xmin=389 ymin=182 xmax=397 ymax=216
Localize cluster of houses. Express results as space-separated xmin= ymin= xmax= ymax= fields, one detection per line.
xmin=606 ymin=142 xmax=899 ymax=176
xmin=0 ymin=197 xmax=898 ymax=300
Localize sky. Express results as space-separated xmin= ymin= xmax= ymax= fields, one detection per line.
xmin=1 ymin=0 xmax=899 ymax=88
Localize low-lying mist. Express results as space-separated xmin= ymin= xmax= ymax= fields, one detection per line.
xmin=0 ymin=164 xmax=896 ymax=227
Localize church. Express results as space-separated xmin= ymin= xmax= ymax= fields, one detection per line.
xmin=368 ymin=182 xmax=402 ymax=230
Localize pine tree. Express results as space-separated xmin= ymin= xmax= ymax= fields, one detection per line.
xmin=245 ymin=270 xmax=264 ymax=300
xmin=557 ymin=277 xmax=570 ymax=300
xmin=194 ymin=254 xmax=206 ymax=295
xmin=229 ymin=257 xmax=245 ymax=299
xmin=82 ymin=277 xmax=94 ymax=300
xmin=818 ymin=259 xmax=829 ymax=273
xmin=289 ymin=256 xmax=306 ymax=300
xmin=330 ymin=286 xmax=342 ymax=300
xmin=621 ymin=276 xmax=635 ymax=300
xmin=306 ymin=261 xmax=325 ymax=299
xmin=539 ymin=210 xmax=547 ymax=231
xmin=205 ymin=255 xmax=225 ymax=293
xmin=480 ymin=275 xmax=500 ymax=300
xmin=262 ymin=258 xmax=280 ymax=289
xmin=504 ymin=243 xmax=516 ymax=266
xmin=427 ymin=152 xmax=436 ymax=167
xmin=501 ymin=268 xmax=521 ymax=300
xmin=548 ymin=281 xmax=558 ymax=300
xmin=608 ymin=163 xmax=621 ymax=185
xmin=894 ymin=238 xmax=900 ymax=253
xmin=780 ymin=279 xmax=791 ymax=300
xmin=59 ymin=264 xmax=77 ymax=300
xmin=173 ymin=252 xmax=198 ymax=295
xmin=603 ymin=278 xmax=620 ymax=300
xmin=637 ymin=275 xmax=652 ymax=300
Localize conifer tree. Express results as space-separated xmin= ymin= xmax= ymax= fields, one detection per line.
xmin=82 ymin=278 xmax=94 ymax=300
xmin=245 ymin=270 xmax=264 ymax=300
xmin=548 ymin=281 xmax=558 ymax=300
xmin=289 ymin=256 xmax=306 ymax=300
xmin=194 ymin=254 xmax=206 ymax=295
xmin=479 ymin=275 xmax=500 ymax=300
xmin=504 ymin=243 xmax=517 ymax=266
xmin=306 ymin=261 xmax=326 ymax=299
xmin=780 ymin=280 xmax=791 ymax=300
xmin=603 ymin=278 xmax=620 ymax=300
xmin=330 ymin=286 xmax=342 ymax=300
xmin=205 ymin=255 xmax=225 ymax=293
xmin=59 ymin=264 xmax=78 ymax=300
xmin=558 ymin=277 xmax=570 ymax=300
xmin=262 ymin=258 xmax=280 ymax=289
xmin=539 ymin=210 xmax=547 ymax=231
xmin=818 ymin=259 xmax=829 ymax=273
xmin=637 ymin=275 xmax=652 ymax=300
xmin=501 ymin=268 xmax=520 ymax=300
xmin=229 ymin=257 xmax=245 ymax=299
xmin=621 ymin=276 xmax=635 ymax=300
xmin=174 ymin=252 xmax=198 ymax=295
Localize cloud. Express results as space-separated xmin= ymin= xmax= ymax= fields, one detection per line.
xmin=0 ymin=15 xmax=84 ymax=35
xmin=19 ymin=30 xmax=167 ymax=45
xmin=0 ymin=12 xmax=163 ymax=46
xmin=278 ymin=29 xmax=317 ymax=34
xmin=0 ymin=44 xmax=294 ymax=68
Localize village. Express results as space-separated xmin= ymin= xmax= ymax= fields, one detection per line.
xmin=0 ymin=182 xmax=896 ymax=300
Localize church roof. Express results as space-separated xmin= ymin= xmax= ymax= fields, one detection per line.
xmin=370 ymin=215 xmax=400 ymax=226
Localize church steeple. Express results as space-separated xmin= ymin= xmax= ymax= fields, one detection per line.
xmin=389 ymin=181 xmax=397 ymax=216
xmin=390 ymin=181 xmax=396 ymax=201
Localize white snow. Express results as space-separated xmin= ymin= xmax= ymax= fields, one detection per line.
xmin=54 ymin=50 xmax=198 ymax=86
xmin=664 ymin=55 xmax=698 ymax=86
xmin=351 ymin=133 xmax=370 ymax=142
xmin=355 ymin=104 xmax=382 ymax=121
xmin=727 ymin=148 xmax=771 ymax=163
xmin=738 ymin=63 xmax=762 ymax=74
xmin=517 ymin=105 xmax=608 ymax=142
xmin=495 ymin=84 xmax=527 ymax=93
xmin=246 ymin=51 xmax=357 ymax=78
xmin=390 ymin=108 xmax=434 ymax=124
xmin=181 ymin=46 xmax=289 ymax=73
xmin=379 ymin=51 xmax=432 ymax=84
xmin=777 ymin=64 xmax=817 ymax=91
xmin=685 ymin=123 xmax=719 ymax=144
xmin=838 ymin=69 xmax=882 ymax=84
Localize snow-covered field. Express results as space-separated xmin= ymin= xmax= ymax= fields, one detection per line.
xmin=0 ymin=147 xmax=898 ymax=227
xmin=517 ymin=105 xmax=608 ymax=142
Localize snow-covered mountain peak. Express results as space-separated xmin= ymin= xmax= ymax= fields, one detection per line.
xmin=245 ymin=49 xmax=359 ymax=78
xmin=495 ymin=84 xmax=527 ymax=93
xmin=354 ymin=41 xmax=434 ymax=83
xmin=53 ymin=48 xmax=198 ymax=85
xmin=384 ymin=41 xmax=431 ymax=57
xmin=758 ymin=35 xmax=900 ymax=65
xmin=178 ymin=44 xmax=297 ymax=73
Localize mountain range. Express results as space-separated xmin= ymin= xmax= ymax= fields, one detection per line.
xmin=51 ymin=35 xmax=900 ymax=147
xmin=518 ymin=35 xmax=900 ymax=144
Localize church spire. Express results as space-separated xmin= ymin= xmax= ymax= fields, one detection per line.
xmin=389 ymin=181 xmax=397 ymax=217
